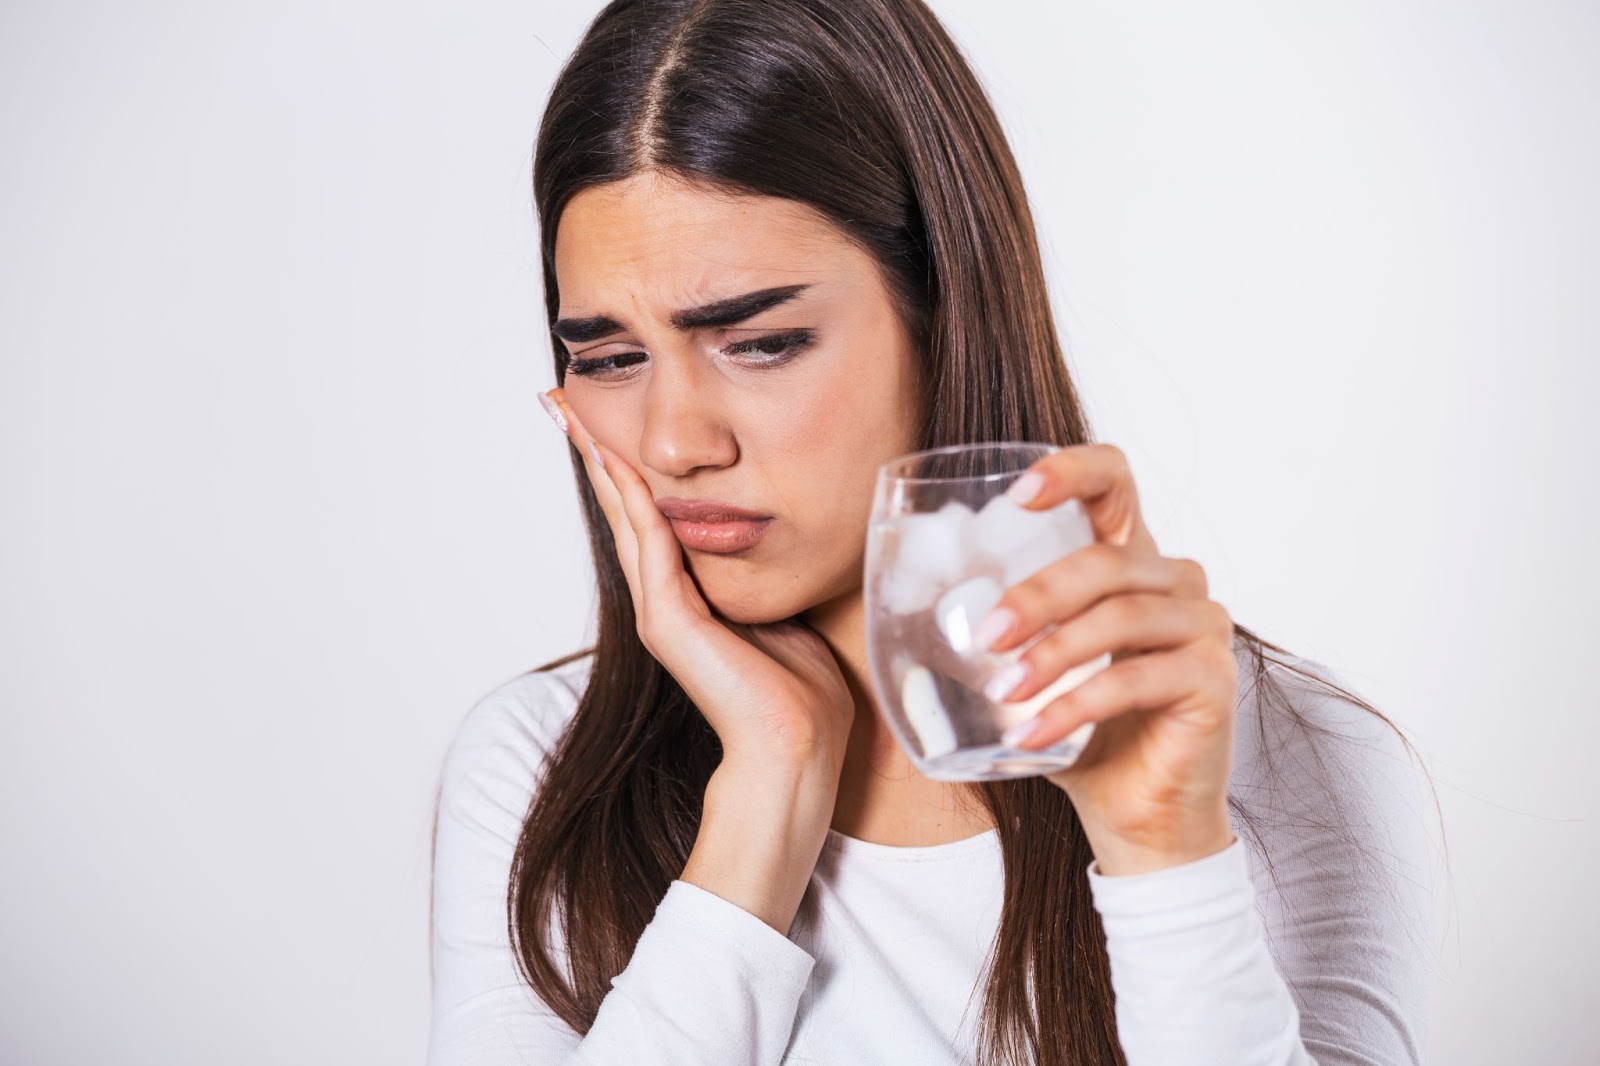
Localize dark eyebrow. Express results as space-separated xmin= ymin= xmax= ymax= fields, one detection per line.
xmin=551 ymin=284 xmax=811 ymax=344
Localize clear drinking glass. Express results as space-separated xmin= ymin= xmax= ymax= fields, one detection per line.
xmin=863 ymin=442 xmax=1110 ymax=781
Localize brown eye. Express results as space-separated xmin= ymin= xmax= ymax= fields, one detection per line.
xmin=750 ymin=335 xmax=792 ymax=355
xmin=723 ymin=329 xmax=816 ymax=365
xmin=565 ymin=352 xmax=647 ymax=378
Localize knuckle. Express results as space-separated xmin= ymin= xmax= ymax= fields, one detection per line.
xmin=1083 ymin=541 xmax=1121 ymax=572
xmin=1196 ymin=630 xmax=1234 ymax=676
xmin=1096 ymin=661 xmax=1133 ymax=702
xmin=1101 ymin=593 xmax=1140 ymax=632
xmin=1176 ymin=556 xmax=1207 ymax=591
xmin=1036 ymin=619 xmax=1080 ymax=667
xmin=1025 ymin=558 xmax=1069 ymax=608
xmin=1206 ymin=600 xmax=1234 ymax=640
xmin=1005 ymin=573 xmax=1046 ymax=619
xmin=1097 ymin=441 xmax=1129 ymax=469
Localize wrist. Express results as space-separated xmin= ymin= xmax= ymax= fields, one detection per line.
xmin=716 ymin=740 xmax=843 ymax=792
xmin=707 ymin=756 xmax=840 ymax=825
xmin=687 ymin=760 xmax=839 ymax=934
xmin=1080 ymin=808 xmax=1236 ymax=877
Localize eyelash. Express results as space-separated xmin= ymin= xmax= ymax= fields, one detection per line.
xmin=564 ymin=330 xmax=816 ymax=379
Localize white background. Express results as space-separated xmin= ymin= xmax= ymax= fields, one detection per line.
xmin=2 ymin=1 xmax=1595 ymax=1062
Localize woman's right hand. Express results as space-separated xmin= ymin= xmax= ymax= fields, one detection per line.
xmin=542 ymin=388 xmax=856 ymax=780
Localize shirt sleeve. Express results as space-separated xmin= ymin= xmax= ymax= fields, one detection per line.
xmin=1085 ymin=657 xmax=1435 ymax=1066
xmin=426 ymin=672 xmax=817 ymax=1065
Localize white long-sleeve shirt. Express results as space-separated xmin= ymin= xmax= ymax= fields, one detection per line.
xmin=428 ymin=642 xmax=1433 ymax=1064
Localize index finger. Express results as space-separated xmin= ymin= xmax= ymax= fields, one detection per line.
xmin=1005 ymin=443 xmax=1142 ymax=549
xmin=545 ymin=387 xmax=643 ymax=593
xmin=548 ymin=388 xmax=619 ymax=511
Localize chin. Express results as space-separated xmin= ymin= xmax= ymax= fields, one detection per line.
xmin=687 ymin=563 xmax=817 ymax=626
xmin=698 ymin=585 xmax=802 ymax=626
xmin=691 ymin=556 xmax=860 ymax=628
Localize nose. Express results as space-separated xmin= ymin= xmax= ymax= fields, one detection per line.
xmin=637 ymin=351 xmax=738 ymax=478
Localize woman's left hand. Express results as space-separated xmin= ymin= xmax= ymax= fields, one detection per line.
xmin=978 ymin=443 xmax=1239 ymax=876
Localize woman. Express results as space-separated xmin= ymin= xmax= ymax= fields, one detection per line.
xmin=429 ymin=1 xmax=1434 ymax=1063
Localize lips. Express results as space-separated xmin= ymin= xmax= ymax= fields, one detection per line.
xmin=655 ymin=497 xmax=773 ymax=554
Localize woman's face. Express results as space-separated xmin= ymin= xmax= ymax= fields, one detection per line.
xmin=553 ymin=169 xmax=925 ymax=625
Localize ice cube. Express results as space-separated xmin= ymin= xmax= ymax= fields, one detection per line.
xmin=934 ymin=574 xmax=1005 ymax=655
xmin=901 ymin=664 xmax=958 ymax=759
xmin=890 ymin=507 xmax=972 ymax=589
xmin=1002 ymin=531 xmax=1068 ymax=587
xmin=996 ymin=497 xmax=1096 ymax=586
xmin=937 ymin=499 xmax=976 ymax=551
xmin=879 ymin=569 xmax=940 ymax=615
xmin=973 ymin=492 xmax=1056 ymax=564
xmin=1047 ymin=497 xmax=1094 ymax=548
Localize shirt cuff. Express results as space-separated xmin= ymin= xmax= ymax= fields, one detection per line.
xmin=590 ymin=880 xmax=817 ymax=1063
xmin=659 ymin=878 xmax=817 ymax=980
xmin=1086 ymin=836 xmax=1253 ymax=936
xmin=1083 ymin=837 xmax=1309 ymax=1064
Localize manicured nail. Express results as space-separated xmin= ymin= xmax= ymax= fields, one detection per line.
xmin=588 ymin=440 xmax=605 ymax=470
xmin=1005 ymin=470 xmax=1045 ymax=507
xmin=1001 ymin=716 xmax=1042 ymax=748
xmin=973 ymin=606 xmax=1016 ymax=651
xmin=538 ymin=392 xmax=567 ymax=433
xmin=983 ymin=661 xmax=1028 ymax=703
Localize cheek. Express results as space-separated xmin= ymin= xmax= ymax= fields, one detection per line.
xmin=564 ymin=389 xmax=643 ymax=455
xmin=762 ymin=365 xmax=915 ymax=543
xmin=770 ymin=340 xmax=919 ymax=457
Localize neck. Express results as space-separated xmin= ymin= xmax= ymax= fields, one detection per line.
xmin=801 ymin=588 xmax=993 ymax=845
xmin=801 ymin=588 xmax=902 ymax=765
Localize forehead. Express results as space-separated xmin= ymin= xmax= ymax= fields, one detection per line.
xmin=552 ymin=171 xmax=853 ymax=312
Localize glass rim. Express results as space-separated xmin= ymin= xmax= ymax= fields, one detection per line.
xmin=875 ymin=441 xmax=1060 ymax=485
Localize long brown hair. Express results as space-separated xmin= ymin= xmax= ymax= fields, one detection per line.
xmin=496 ymin=1 xmax=1438 ymax=1062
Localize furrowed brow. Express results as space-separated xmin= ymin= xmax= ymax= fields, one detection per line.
xmin=552 ymin=284 xmax=811 ymax=344
xmin=550 ymin=314 xmax=626 ymax=344
xmin=668 ymin=284 xmax=811 ymax=330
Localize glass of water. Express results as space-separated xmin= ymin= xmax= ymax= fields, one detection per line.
xmin=863 ymin=442 xmax=1110 ymax=781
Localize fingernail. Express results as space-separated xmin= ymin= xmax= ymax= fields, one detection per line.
xmin=973 ymin=606 xmax=1016 ymax=651
xmin=983 ymin=661 xmax=1028 ymax=703
xmin=1006 ymin=470 xmax=1045 ymax=507
xmin=538 ymin=392 xmax=567 ymax=433
xmin=1001 ymin=716 xmax=1042 ymax=748
xmin=588 ymin=440 xmax=605 ymax=470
